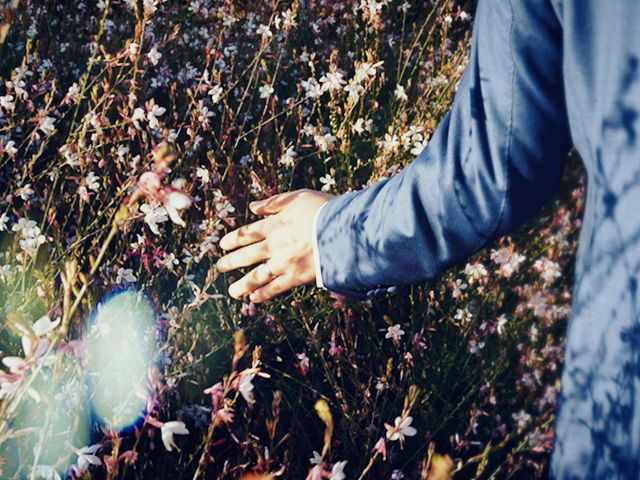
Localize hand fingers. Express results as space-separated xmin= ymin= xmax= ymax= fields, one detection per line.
xmin=249 ymin=190 xmax=305 ymax=216
xmin=219 ymin=218 xmax=271 ymax=251
xmin=227 ymin=257 xmax=287 ymax=299
xmin=249 ymin=274 xmax=298 ymax=303
xmin=216 ymin=240 xmax=269 ymax=272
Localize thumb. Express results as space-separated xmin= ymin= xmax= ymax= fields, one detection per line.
xmin=250 ymin=191 xmax=298 ymax=215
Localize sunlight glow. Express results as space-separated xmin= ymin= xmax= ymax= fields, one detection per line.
xmin=85 ymin=290 xmax=155 ymax=430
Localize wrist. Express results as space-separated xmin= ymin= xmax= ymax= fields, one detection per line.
xmin=312 ymin=199 xmax=331 ymax=289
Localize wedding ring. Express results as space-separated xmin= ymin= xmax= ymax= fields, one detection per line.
xmin=262 ymin=261 xmax=276 ymax=279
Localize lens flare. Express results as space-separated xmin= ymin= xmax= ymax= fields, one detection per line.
xmin=85 ymin=290 xmax=155 ymax=430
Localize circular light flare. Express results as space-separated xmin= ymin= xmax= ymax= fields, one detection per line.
xmin=85 ymin=290 xmax=155 ymax=430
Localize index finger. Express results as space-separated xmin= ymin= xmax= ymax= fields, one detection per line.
xmin=219 ymin=217 xmax=272 ymax=251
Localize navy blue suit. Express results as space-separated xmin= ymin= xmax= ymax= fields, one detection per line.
xmin=315 ymin=1 xmax=640 ymax=477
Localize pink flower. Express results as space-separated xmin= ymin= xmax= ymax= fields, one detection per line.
xmin=204 ymin=382 xmax=224 ymax=411
xmin=372 ymin=436 xmax=387 ymax=460
xmin=385 ymin=416 xmax=417 ymax=448
xmin=138 ymin=171 xmax=162 ymax=197
xmin=134 ymin=173 xmax=192 ymax=229
xmin=117 ymin=450 xmax=138 ymax=465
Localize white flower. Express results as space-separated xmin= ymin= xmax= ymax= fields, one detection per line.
xmin=320 ymin=71 xmax=346 ymax=92
xmin=533 ymin=257 xmax=562 ymax=285
xmin=464 ymin=262 xmax=488 ymax=284
xmin=314 ymin=133 xmax=337 ymax=152
xmin=143 ymin=0 xmax=158 ymax=14
xmin=128 ymin=42 xmax=140 ymax=55
xmin=2 ymin=356 xmax=27 ymax=373
xmin=7 ymin=79 xmax=27 ymax=99
xmin=452 ymin=279 xmax=467 ymax=299
xmin=394 ymin=84 xmax=408 ymax=101
xmin=301 ymin=77 xmax=324 ymax=99
xmin=278 ymin=145 xmax=297 ymax=167
xmin=22 ymin=315 xmax=60 ymax=357
xmin=280 ymin=8 xmax=297 ymax=29
xmin=385 ymin=416 xmax=417 ymax=446
xmin=34 ymin=465 xmax=61 ymax=480
xmin=454 ymin=307 xmax=473 ymax=324
xmin=196 ymin=167 xmax=210 ymax=187
xmin=159 ymin=252 xmax=179 ymax=269
xmin=3 ymin=139 xmax=17 ymax=155
xmin=469 ymin=339 xmax=485 ymax=354
xmin=147 ymin=103 xmax=166 ymax=129
xmin=512 ymin=410 xmax=531 ymax=430
xmin=354 ymin=61 xmax=384 ymax=83
xmin=131 ymin=107 xmax=146 ymax=129
xmin=239 ymin=371 xmax=255 ymax=404
xmin=147 ymin=45 xmax=162 ymax=65
xmin=309 ymin=450 xmax=322 ymax=465
xmin=353 ymin=118 xmax=373 ymax=135
xmin=116 ymin=267 xmax=137 ymax=284
xmin=140 ymin=202 xmax=168 ymax=235
xmin=256 ymin=24 xmax=273 ymax=38
xmin=66 ymin=83 xmax=81 ymax=102
xmin=496 ymin=314 xmax=508 ymax=335
xmin=391 ymin=470 xmax=405 ymax=479
xmin=17 ymin=183 xmax=34 ymax=201
xmin=163 ymin=190 xmax=192 ymax=228
xmin=208 ymin=85 xmax=223 ymax=104
xmin=380 ymin=133 xmax=400 ymax=152
xmin=161 ymin=421 xmax=190 ymax=451
xmin=59 ymin=145 xmax=79 ymax=167
xmin=259 ymin=84 xmax=274 ymax=99
xmin=38 ymin=116 xmax=56 ymax=135
xmin=13 ymin=218 xmax=46 ymax=256
xmin=528 ymin=291 xmax=548 ymax=317
xmin=116 ymin=144 xmax=129 ymax=162
xmin=385 ymin=324 xmax=405 ymax=342
xmin=344 ymin=81 xmax=364 ymax=102
xmin=411 ymin=140 xmax=428 ymax=156
xmin=86 ymin=172 xmax=100 ymax=192
xmin=71 ymin=444 xmax=102 ymax=473
xmin=0 ymin=94 xmax=15 ymax=111
xmin=319 ymin=174 xmax=336 ymax=192
xmin=330 ymin=460 xmax=348 ymax=480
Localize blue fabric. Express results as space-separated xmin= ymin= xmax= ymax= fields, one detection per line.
xmin=315 ymin=0 xmax=640 ymax=477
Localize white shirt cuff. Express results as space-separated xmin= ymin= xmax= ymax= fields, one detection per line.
xmin=312 ymin=201 xmax=329 ymax=289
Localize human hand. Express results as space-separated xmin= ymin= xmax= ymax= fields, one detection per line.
xmin=216 ymin=189 xmax=334 ymax=303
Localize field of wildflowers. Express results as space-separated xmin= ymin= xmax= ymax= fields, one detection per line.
xmin=0 ymin=0 xmax=584 ymax=478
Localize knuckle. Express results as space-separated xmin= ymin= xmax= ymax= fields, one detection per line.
xmin=237 ymin=226 xmax=249 ymax=238
xmin=260 ymin=239 xmax=271 ymax=255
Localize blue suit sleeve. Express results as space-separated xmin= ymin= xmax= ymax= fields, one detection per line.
xmin=315 ymin=0 xmax=572 ymax=300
